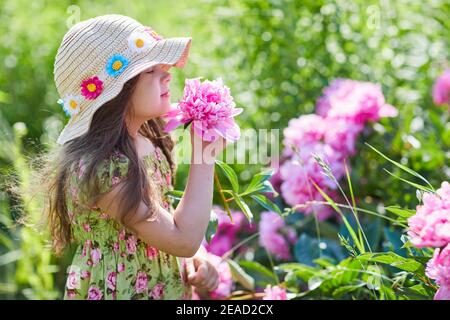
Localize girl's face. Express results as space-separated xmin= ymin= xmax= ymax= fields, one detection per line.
xmin=129 ymin=64 xmax=172 ymax=120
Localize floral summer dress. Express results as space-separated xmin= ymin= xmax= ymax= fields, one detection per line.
xmin=63 ymin=147 xmax=192 ymax=300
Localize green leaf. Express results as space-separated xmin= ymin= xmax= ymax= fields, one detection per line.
xmin=0 ymin=249 xmax=22 ymax=267
xmin=383 ymin=168 xmax=434 ymax=193
xmin=243 ymin=169 xmax=275 ymax=195
xmin=276 ymin=263 xmax=318 ymax=281
xmin=215 ymin=159 xmax=239 ymax=192
xmin=365 ymin=143 xmax=435 ymax=191
xmin=250 ymin=194 xmax=281 ymax=214
xmin=385 ymin=206 xmax=415 ymax=219
xmin=183 ymin=120 xmax=193 ymax=130
xmin=233 ymin=192 xmax=253 ymax=222
xmin=205 ymin=218 xmax=218 ymax=244
xmin=332 ymin=282 xmax=366 ymax=298
xmin=357 ymin=252 xmax=425 ymax=275
xmin=226 ymin=258 xmax=255 ymax=291
xmin=239 ymin=260 xmax=278 ymax=282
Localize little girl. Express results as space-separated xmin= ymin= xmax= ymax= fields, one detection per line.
xmin=43 ymin=14 xmax=225 ymax=300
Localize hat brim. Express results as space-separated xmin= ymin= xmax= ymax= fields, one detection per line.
xmin=56 ymin=37 xmax=192 ymax=145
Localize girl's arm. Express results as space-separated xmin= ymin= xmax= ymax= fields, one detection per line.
xmin=96 ymin=131 xmax=225 ymax=258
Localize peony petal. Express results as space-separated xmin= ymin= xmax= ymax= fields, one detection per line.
xmin=379 ymin=103 xmax=398 ymax=118
xmin=231 ymin=108 xmax=244 ymax=116
xmin=215 ymin=120 xmax=241 ymax=141
xmin=164 ymin=119 xmax=182 ymax=132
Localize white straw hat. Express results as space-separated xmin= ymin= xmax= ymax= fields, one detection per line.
xmin=54 ymin=14 xmax=192 ymax=145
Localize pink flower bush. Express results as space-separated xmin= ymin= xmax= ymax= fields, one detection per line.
xmin=432 ymin=69 xmax=450 ymax=106
xmin=278 ymin=79 xmax=397 ymax=220
xmin=203 ymin=207 xmax=254 ymax=256
xmin=258 ymin=211 xmax=296 ymax=260
xmin=316 ymin=79 xmax=398 ymax=124
xmin=263 ymin=285 xmax=287 ymax=300
xmin=408 ymin=182 xmax=450 ymax=248
xmin=426 ymin=244 xmax=450 ymax=300
xmin=280 ymin=142 xmax=342 ymax=220
xmin=163 ymin=78 xmax=243 ymax=142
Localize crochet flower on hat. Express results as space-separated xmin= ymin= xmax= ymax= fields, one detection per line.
xmin=81 ymin=76 xmax=104 ymax=100
xmin=128 ymin=31 xmax=154 ymax=54
xmin=58 ymin=95 xmax=81 ymax=117
xmin=143 ymin=26 xmax=163 ymax=41
xmin=106 ymin=54 xmax=129 ymax=77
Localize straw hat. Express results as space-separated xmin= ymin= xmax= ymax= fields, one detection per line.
xmin=54 ymin=14 xmax=192 ymax=145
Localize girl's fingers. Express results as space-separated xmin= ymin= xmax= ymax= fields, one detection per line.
xmin=185 ymin=259 xmax=195 ymax=278
xmin=206 ymin=277 xmax=217 ymax=291
xmin=213 ymin=277 xmax=220 ymax=291
xmin=189 ymin=259 xmax=208 ymax=284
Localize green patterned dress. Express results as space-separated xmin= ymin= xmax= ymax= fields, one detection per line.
xmin=63 ymin=147 xmax=192 ymax=300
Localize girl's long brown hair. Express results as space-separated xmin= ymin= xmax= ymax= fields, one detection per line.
xmin=39 ymin=74 xmax=175 ymax=254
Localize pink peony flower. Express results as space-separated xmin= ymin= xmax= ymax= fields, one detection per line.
xmin=434 ymin=285 xmax=450 ymax=300
xmin=107 ymin=272 xmax=117 ymax=291
xmin=426 ymin=244 xmax=450 ymax=300
xmin=279 ymin=143 xmax=342 ymax=220
xmin=87 ymin=286 xmax=103 ymax=300
xmin=207 ymin=253 xmax=233 ymax=299
xmin=408 ymin=181 xmax=450 ymax=248
xmin=258 ymin=211 xmax=296 ymax=260
xmin=316 ymin=79 xmax=398 ymax=124
xmin=263 ymin=285 xmax=287 ymax=300
xmin=282 ymin=114 xmax=327 ymax=157
xmin=118 ymin=262 xmax=125 ymax=273
xmin=203 ymin=207 xmax=247 ymax=256
xmin=149 ymin=283 xmax=165 ymax=299
xmin=135 ymin=271 xmax=148 ymax=294
xmin=432 ymin=69 xmax=450 ymax=106
xmin=163 ymin=78 xmax=243 ymax=142
xmin=323 ymin=118 xmax=363 ymax=156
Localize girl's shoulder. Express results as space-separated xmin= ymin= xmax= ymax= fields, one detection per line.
xmin=96 ymin=151 xmax=131 ymax=194
xmin=72 ymin=151 xmax=131 ymax=195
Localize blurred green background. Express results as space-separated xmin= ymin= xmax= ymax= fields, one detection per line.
xmin=0 ymin=0 xmax=449 ymax=299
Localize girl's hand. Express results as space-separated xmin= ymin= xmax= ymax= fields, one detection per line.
xmin=190 ymin=126 xmax=227 ymax=160
xmin=185 ymin=255 xmax=219 ymax=292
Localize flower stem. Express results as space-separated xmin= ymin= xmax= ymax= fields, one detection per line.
xmin=214 ymin=169 xmax=234 ymax=223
